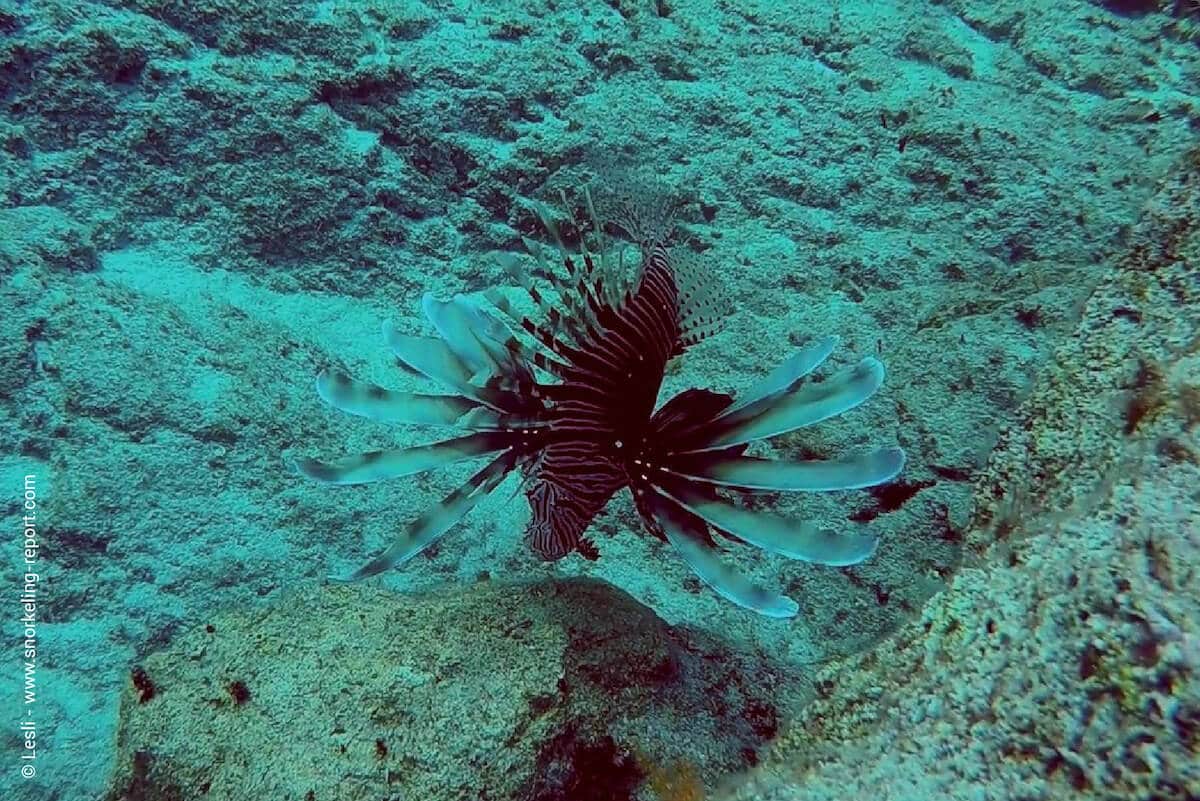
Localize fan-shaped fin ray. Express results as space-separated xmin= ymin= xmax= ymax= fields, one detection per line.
xmin=315 ymin=370 xmax=477 ymax=426
xmin=562 ymin=290 xmax=603 ymax=343
xmin=328 ymin=450 xmax=518 ymax=583
xmin=720 ymin=336 xmax=839 ymax=419
xmin=644 ymin=487 xmax=799 ymax=618
xmin=383 ymin=322 xmax=508 ymax=409
xmin=582 ymin=186 xmax=608 ymax=272
xmin=421 ymin=293 xmax=512 ymax=376
xmin=454 ymin=407 xmax=545 ymax=432
xmin=671 ymin=448 xmax=906 ymax=492
xmin=383 ymin=322 xmax=471 ymax=385
xmin=293 ymin=432 xmax=506 ymax=486
xmin=654 ymin=484 xmax=878 ymax=566
xmin=696 ymin=358 xmax=886 ymax=450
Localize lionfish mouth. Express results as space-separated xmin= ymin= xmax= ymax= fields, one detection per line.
xmin=293 ymin=187 xmax=904 ymax=618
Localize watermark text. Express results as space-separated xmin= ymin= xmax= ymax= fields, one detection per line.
xmin=17 ymin=474 xmax=39 ymax=779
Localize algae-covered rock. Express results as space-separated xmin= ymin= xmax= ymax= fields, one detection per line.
xmin=0 ymin=205 xmax=99 ymax=273
xmin=104 ymin=577 xmax=799 ymax=801
xmin=717 ymin=147 xmax=1200 ymax=801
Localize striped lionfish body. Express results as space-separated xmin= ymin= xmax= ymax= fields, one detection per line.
xmin=294 ymin=192 xmax=904 ymax=617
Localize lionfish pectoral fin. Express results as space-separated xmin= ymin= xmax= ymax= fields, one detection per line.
xmin=315 ymin=370 xmax=477 ymax=426
xmin=703 ymin=358 xmax=887 ymax=449
xmin=456 ymin=297 xmax=521 ymax=367
xmin=654 ymin=483 xmax=878 ymax=566
xmin=292 ymin=432 xmax=507 ymax=486
xmin=719 ymin=335 xmax=840 ymax=419
xmin=382 ymin=322 xmax=502 ymax=408
xmin=644 ymin=487 xmax=799 ymax=619
xmin=453 ymin=407 xmax=507 ymax=430
xmin=675 ymin=448 xmax=906 ymax=492
xmin=328 ymin=450 xmax=517 ymax=583
xmin=421 ymin=293 xmax=511 ymax=376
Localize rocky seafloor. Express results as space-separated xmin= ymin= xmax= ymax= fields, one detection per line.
xmin=1 ymin=1 xmax=1198 ymax=799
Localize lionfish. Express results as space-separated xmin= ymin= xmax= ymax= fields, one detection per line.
xmin=293 ymin=190 xmax=904 ymax=617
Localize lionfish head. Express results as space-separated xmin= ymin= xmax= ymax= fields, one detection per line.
xmin=293 ymin=185 xmax=904 ymax=617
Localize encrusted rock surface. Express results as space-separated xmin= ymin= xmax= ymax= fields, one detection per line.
xmin=720 ymin=150 xmax=1200 ymax=801
xmin=105 ymin=578 xmax=800 ymax=801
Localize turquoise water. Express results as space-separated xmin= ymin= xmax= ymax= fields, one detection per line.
xmin=2 ymin=1 xmax=1198 ymax=799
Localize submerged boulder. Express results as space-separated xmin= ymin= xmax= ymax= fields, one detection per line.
xmin=105 ymin=577 xmax=802 ymax=801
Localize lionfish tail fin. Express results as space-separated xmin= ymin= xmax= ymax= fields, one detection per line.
xmin=597 ymin=174 xmax=680 ymax=252
xmin=670 ymin=248 xmax=728 ymax=350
